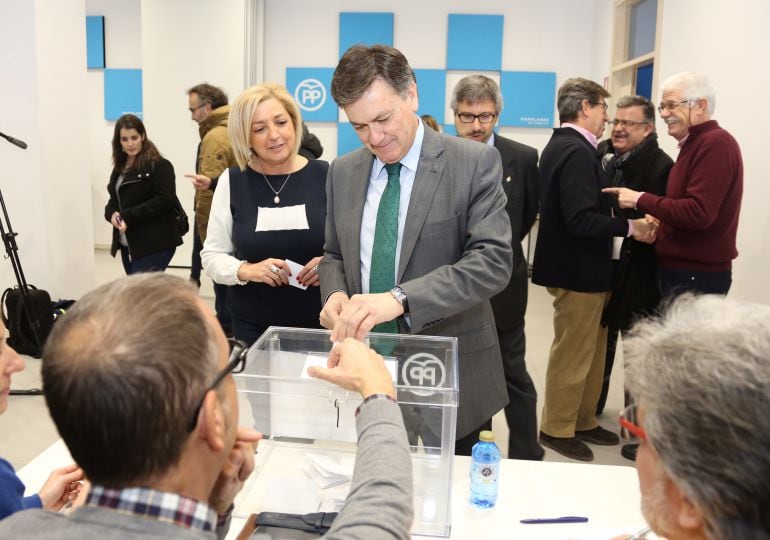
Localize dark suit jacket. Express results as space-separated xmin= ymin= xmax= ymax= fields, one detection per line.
xmin=490 ymin=135 xmax=540 ymax=330
xmin=320 ymin=125 xmax=513 ymax=437
xmin=532 ymin=127 xmax=628 ymax=292
xmin=599 ymin=136 xmax=672 ymax=329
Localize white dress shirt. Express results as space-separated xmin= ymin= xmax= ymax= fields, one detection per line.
xmin=359 ymin=119 xmax=425 ymax=293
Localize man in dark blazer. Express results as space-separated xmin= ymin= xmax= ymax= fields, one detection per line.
xmin=596 ymin=96 xmax=672 ymax=462
xmin=532 ymin=78 xmax=655 ymax=462
xmin=319 ymin=45 xmax=513 ymax=456
xmin=450 ymin=75 xmax=543 ymax=460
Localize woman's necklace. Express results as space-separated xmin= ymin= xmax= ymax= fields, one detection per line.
xmin=260 ymin=170 xmax=292 ymax=205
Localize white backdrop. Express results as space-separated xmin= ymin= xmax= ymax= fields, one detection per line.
xmin=2 ymin=0 xmax=767 ymax=304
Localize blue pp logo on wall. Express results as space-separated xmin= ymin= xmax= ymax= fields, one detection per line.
xmin=286 ymin=68 xmax=337 ymax=122
xmin=295 ymin=79 xmax=326 ymax=112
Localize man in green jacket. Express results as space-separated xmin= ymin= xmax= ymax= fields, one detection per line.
xmin=186 ymin=83 xmax=238 ymax=334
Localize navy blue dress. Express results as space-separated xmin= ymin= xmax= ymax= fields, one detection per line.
xmin=228 ymin=159 xmax=328 ymax=344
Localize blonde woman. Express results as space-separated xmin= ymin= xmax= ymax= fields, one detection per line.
xmin=202 ymin=83 xmax=327 ymax=344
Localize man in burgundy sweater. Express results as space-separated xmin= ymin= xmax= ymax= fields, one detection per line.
xmin=604 ymin=72 xmax=743 ymax=297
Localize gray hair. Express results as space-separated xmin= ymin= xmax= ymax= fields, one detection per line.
xmin=557 ymin=77 xmax=610 ymax=123
xmin=624 ymin=294 xmax=770 ymax=539
xmin=42 ymin=273 xmax=219 ymax=486
xmin=331 ymin=45 xmax=415 ymax=107
xmin=616 ymin=95 xmax=656 ymax=125
xmin=661 ymin=71 xmax=716 ymax=116
xmin=450 ymin=75 xmax=503 ymax=115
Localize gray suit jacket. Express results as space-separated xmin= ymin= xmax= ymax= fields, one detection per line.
xmin=320 ymin=126 xmax=512 ymax=437
xmin=0 ymin=400 xmax=413 ymax=540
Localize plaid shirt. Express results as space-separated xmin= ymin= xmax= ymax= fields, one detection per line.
xmin=86 ymin=485 xmax=220 ymax=533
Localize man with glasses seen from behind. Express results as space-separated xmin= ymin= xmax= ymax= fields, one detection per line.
xmin=450 ymin=75 xmax=543 ymax=461
xmin=0 ymin=274 xmax=413 ymax=539
xmin=613 ymin=294 xmax=770 ymax=540
xmin=604 ymin=72 xmax=743 ymax=299
xmin=595 ymin=96 xmax=673 ymax=462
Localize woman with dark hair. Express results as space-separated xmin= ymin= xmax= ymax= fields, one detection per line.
xmin=105 ymin=114 xmax=182 ymax=274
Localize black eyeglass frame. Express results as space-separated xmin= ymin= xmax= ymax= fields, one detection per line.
xmin=187 ymin=337 xmax=248 ymax=432
xmin=188 ymin=101 xmax=210 ymax=114
xmin=608 ymin=119 xmax=651 ymax=128
xmin=455 ymin=112 xmax=498 ymax=124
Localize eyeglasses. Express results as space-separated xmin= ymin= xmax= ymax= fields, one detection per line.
xmin=187 ymin=337 xmax=248 ymax=432
xmin=609 ymin=119 xmax=651 ymax=128
xmin=592 ymin=102 xmax=609 ymax=112
xmin=188 ymin=101 xmax=209 ymax=113
xmin=657 ymin=100 xmax=690 ymax=114
xmin=619 ymin=403 xmax=647 ymax=441
xmin=456 ymin=112 xmax=497 ymax=124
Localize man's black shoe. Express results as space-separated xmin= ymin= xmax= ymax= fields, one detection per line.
xmin=575 ymin=426 xmax=620 ymax=446
xmin=539 ymin=432 xmax=593 ymax=462
xmin=621 ymin=443 xmax=639 ymax=461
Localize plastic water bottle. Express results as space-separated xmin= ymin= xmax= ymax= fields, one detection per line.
xmin=469 ymin=430 xmax=501 ymax=508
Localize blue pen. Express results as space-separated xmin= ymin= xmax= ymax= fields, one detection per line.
xmin=520 ymin=516 xmax=589 ymax=524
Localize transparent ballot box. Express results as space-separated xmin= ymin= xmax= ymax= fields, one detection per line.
xmin=233 ymin=326 xmax=459 ymax=537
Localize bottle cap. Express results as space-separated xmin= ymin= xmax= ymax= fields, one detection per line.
xmin=479 ymin=430 xmax=495 ymax=442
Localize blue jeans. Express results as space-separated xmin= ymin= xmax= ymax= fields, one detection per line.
xmin=659 ymin=267 xmax=732 ymax=299
xmin=120 ymin=246 xmax=176 ymax=275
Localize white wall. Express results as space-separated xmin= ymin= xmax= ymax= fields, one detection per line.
xmin=86 ymin=0 xmax=142 ymax=247
xmin=141 ymin=0 xmax=246 ymax=268
xmin=657 ymin=0 xmax=770 ymax=303
xmin=263 ymin=0 xmax=614 ymax=159
xmin=0 ymin=0 xmax=95 ymax=300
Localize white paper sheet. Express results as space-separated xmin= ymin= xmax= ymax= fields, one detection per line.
xmin=255 ymin=204 xmax=309 ymax=231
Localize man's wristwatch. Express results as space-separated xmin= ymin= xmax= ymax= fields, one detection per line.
xmin=390 ymin=286 xmax=409 ymax=314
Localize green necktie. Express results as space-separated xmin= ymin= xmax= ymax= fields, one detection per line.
xmin=369 ymin=162 xmax=402 ymax=334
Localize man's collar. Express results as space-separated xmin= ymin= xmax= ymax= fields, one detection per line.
xmin=374 ymin=115 xmax=424 ymax=173
xmin=486 ymin=132 xmax=495 ymax=147
xmin=86 ymin=485 xmax=218 ymax=533
xmin=562 ymin=122 xmax=599 ymax=149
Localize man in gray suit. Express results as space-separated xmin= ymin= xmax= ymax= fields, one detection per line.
xmin=451 ymin=75 xmax=543 ymax=460
xmin=319 ymin=45 xmax=513 ymax=455
xmin=0 ymin=273 xmax=413 ymax=539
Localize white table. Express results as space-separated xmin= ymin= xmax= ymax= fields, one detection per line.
xmin=19 ymin=441 xmax=651 ymax=539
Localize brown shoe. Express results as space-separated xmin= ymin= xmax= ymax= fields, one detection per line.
xmin=539 ymin=432 xmax=593 ymax=462
xmin=575 ymin=426 xmax=620 ymax=446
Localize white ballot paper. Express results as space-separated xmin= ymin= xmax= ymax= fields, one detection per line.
xmin=300 ymin=354 xmax=398 ymax=382
xmin=284 ymin=259 xmax=308 ymax=290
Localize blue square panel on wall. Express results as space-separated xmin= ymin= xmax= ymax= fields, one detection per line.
xmin=499 ymin=71 xmax=556 ymax=128
xmin=86 ymin=16 xmax=105 ymax=69
xmin=414 ymin=69 xmax=446 ymax=122
xmin=286 ymin=68 xmax=337 ymax=122
xmin=339 ymin=12 xmax=394 ymax=59
xmin=447 ymin=14 xmax=503 ymax=71
xmin=104 ymin=69 xmax=142 ymax=121
xmin=337 ymin=122 xmax=363 ymax=157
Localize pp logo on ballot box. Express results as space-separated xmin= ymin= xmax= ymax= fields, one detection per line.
xmin=402 ymin=353 xmax=445 ymax=396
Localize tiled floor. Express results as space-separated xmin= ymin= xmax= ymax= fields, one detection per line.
xmin=0 ymin=250 xmax=632 ymax=469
